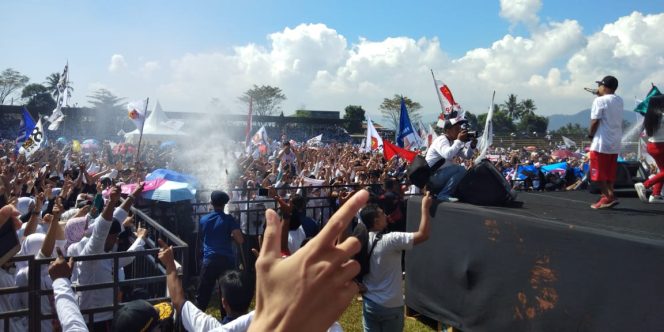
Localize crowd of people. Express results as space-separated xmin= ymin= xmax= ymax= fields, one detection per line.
xmin=0 ymin=74 xmax=663 ymax=331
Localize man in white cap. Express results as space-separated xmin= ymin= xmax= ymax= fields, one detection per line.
xmin=425 ymin=117 xmax=477 ymax=201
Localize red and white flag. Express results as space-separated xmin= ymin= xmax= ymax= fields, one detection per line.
xmin=127 ymin=98 xmax=148 ymax=131
xmin=434 ymin=79 xmax=463 ymax=118
xmin=365 ymin=116 xmax=383 ymax=152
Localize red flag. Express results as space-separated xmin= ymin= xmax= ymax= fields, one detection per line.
xmin=383 ymin=140 xmax=418 ymax=162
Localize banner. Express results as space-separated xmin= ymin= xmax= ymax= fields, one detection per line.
xmin=19 ymin=118 xmax=45 ymax=157
xmin=306 ymin=134 xmax=323 ymax=145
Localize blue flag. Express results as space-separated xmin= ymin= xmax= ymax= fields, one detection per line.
xmin=396 ymin=98 xmax=420 ymax=148
xmin=17 ymin=107 xmax=36 ymax=143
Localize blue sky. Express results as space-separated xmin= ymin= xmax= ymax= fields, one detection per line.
xmin=1 ymin=0 xmax=663 ymax=123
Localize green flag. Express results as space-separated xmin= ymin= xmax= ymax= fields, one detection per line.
xmin=634 ymin=85 xmax=661 ymax=115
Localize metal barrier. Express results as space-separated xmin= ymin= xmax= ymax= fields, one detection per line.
xmin=0 ymin=206 xmax=188 ymax=332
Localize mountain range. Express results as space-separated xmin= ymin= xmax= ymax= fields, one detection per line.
xmin=547 ymin=109 xmax=642 ymax=130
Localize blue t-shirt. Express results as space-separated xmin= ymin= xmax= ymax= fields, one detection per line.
xmin=199 ymin=211 xmax=240 ymax=262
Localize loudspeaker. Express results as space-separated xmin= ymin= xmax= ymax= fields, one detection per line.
xmin=589 ymin=161 xmax=648 ymax=193
xmin=454 ymin=160 xmax=517 ymax=206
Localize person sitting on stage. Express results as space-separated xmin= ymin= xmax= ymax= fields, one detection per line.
xmin=425 ymin=116 xmax=477 ymax=201
xmin=360 ymin=192 xmax=433 ymax=332
xmin=635 ymin=95 xmax=664 ymax=204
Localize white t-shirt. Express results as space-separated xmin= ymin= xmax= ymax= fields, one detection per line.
xmin=425 ymin=136 xmax=474 ymax=169
xmin=648 ymin=117 xmax=664 ymax=143
xmin=590 ymin=94 xmax=624 ymax=154
xmin=288 ymin=226 xmax=306 ymax=254
xmin=363 ymin=232 xmax=414 ymax=308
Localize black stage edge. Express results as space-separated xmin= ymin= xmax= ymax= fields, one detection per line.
xmin=405 ymin=191 xmax=664 ymax=332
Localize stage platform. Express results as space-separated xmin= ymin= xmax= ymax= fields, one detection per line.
xmin=405 ymin=191 xmax=664 ymax=332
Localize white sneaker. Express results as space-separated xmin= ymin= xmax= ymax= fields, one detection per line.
xmin=634 ymin=183 xmax=648 ymax=202
xmin=649 ymin=195 xmax=664 ymax=204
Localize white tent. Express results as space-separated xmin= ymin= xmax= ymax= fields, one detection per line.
xmin=124 ymin=101 xmax=187 ymax=144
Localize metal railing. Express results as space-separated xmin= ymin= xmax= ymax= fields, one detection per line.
xmin=0 ymin=206 xmax=188 ymax=332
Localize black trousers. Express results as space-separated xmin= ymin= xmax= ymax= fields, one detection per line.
xmin=196 ymin=255 xmax=232 ymax=311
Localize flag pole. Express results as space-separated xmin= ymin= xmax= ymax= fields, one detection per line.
xmin=135 ymin=97 xmax=150 ymax=166
xmin=430 ymin=69 xmax=445 ymax=112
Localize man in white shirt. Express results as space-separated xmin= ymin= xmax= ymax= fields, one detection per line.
xmin=425 ymin=118 xmax=476 ymax=201
xmin=71 ymin=185 xmax=146 ymax=330
xmin=588 ymin=75 xmax=624 ymax=209
xmin=361 ymin=192 xmax=433 ymax=332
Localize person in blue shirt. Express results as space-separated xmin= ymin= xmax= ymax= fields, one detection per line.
xmin=197 ymin=190 xmax=244 ymax=311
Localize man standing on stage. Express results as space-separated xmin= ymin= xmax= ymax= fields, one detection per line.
xmin=588 ymin=75 xmax=623 ymax=209
xmin=197 ymin=190 xmax=244 ymax=310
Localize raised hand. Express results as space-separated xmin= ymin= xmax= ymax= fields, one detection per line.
xmin=48 ymin=247 xmax=74 ymax=281
xmin=249 ymin=190 xmax=367 ymax=332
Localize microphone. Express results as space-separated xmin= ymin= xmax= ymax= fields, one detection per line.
xmin=584 ymin=87 xmax=599 ymax=95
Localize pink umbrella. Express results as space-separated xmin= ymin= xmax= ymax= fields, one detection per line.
xmin=552 ymin=149 xmax=581 ymax=159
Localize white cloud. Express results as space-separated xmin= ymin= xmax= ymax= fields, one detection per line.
xmin=139 ymin=61 xmax=160 ymax=77
xmin=96 ymin=12 xmax=664 ymax=126
xmin=499 ymin=0 xmax=542 ymax=28
xmin=108 ymin=54 xmax=127 ymax=73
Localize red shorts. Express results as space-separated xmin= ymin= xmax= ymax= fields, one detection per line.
xmin=589 ymin=151 xmax=618 ymax=182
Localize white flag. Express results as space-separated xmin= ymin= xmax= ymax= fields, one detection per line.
xmin=434 ymin=79 xmax=463 ymax=118
xmin=561 ymin=136 xmax=577 ymax=148
xmin=475 ymin=92 xmax=495 ymax=164
xmin=47 ymin=63 xmax=69 ymax=131
xmin=306 ymin=134 xmax=323 ymax=146
xmin=127 ymin=99 xmax=148 ymax=130
xmin=365 ymin=116 xmax=383 ymax=152
xmin=19 ymin=118 xmax=45 ymax=157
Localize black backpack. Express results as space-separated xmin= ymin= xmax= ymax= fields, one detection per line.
xmin=351 ymin=223 xmax=382 ymax=283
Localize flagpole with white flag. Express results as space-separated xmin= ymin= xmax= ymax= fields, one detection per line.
xmin=475 ymin=90 xmax=496 ymax=164
xmin=135 ymin=98 xmax=150 ymax=163
xmin=431 ymin=69 xmax=446 ymax=113
xmin=47 ymin=62 xmax=69 ymax=131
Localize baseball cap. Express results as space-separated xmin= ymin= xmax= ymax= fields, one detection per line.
xmin=596 ymin=75 xmax=618 ymax=91
xmin=443 ymin=118 xmax=468 ymax=130
xmin=113 ymin=300 xmax=173 ymax=331
xmin=210 ymin=190 xmax=230 ymax=206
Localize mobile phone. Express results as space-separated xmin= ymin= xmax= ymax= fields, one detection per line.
xmin=0 ymin=219 xmax=20 ymax=266
xmin=258 ymin=188 xmax=269 ymax=196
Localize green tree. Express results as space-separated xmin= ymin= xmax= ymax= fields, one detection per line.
xmin=45 ymin=72 xmax=74 ymax=100
xmin=22 ymin=83 xmax=56 ymax=115
xmin=551 ymin=123 xmax=588 ymax=136
xmin=520 ymin=98 xmax=537 ymax=118
xmin=343 ymin=105 xmax=366 ymax=134
xmin=0 ymin=68 xmax=29 ymax=104
xmin=517 ymin=113 xmax=549 ymax=135
xmin=88 ymin=89 xmax=126 ymax=136
xmin=477 ymin=108 xmax=516 ymax=134
xmin=21 ymin=83 xmax=49 ymax=100
xmin=239 ymin=85 xmax=286 ymax=116
xmin=502 ymin=94 xmax=523 ymax=121
xmin=379 ymin=95 xmax=422 ymax=130
xmin=464 ymin=111 xmax=479 ymax=130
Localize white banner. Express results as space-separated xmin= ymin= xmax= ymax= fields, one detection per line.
xmin=19 ymin=118 xmax=45 ymax=157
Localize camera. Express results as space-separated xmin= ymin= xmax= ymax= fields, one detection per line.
xmin=460 ymin=123 xmax=478 ymax=140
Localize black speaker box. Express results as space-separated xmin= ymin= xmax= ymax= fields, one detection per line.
xmin=454 ymin=160 xmax=517 ymax=206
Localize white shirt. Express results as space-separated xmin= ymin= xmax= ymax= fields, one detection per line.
xmin=590 ymin=94 xmax=624 ymax=154
xmin=52 ymin=278 xmax=88 ymax=332
xmin=648 ymin=117 xmax=664 ymax=143
xmin=72 ymin=208 xmax=145 ymax=323
xmin=180 ymin=303 xmax=343 ymax=332
xmin=425 ymin=136 xmax=474 ymax=169
xmin=288 ymin=226 xmax=306 ymax=254
xmin=363 ymin=232 xmax=414 ymax=308
xmin=0 ymin=269 xmax=21 ymax=332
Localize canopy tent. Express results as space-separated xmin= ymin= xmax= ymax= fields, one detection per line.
xmin=124 ymin=101 xmax=187 ymax=144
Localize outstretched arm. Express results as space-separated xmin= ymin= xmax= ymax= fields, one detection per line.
xmin=413 ymin=191 xmax=433 ymax=245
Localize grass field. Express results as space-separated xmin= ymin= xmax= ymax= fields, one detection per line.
xmin=206 ymin=295 xmax=436 ymax=331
